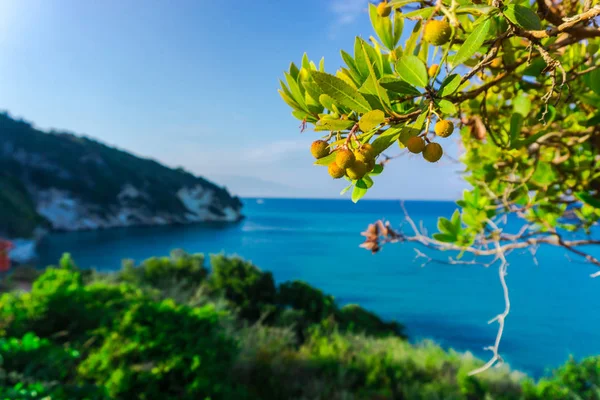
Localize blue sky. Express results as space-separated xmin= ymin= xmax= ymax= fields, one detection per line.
xmin=0 ymin=0 xmax=467 ymax=199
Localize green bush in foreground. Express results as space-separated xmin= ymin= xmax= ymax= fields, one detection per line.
xmin=0 ymin=251 xmax=598 ymax=399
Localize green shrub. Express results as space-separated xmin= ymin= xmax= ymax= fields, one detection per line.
xmin=336 ymin=304 xmax=406 ymax=339
xmin=78 ymin=299 xmax=244 ymax=400
xmin=207 ymin=255 xmax=277 ymax=322
xmin=523 ymin=356 xmax=600 ymax=399
xmin=0 ymin=266 xmax=145 ymax=343
xmin=0 ymin=333 xmax=79 ymax=381
xmin=117 ymin=250 xmax=207 ymax=293
xmin=277 ymin=280 xmax=336 ymax=324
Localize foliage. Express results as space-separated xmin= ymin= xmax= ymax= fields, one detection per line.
xmin=0 ymin=112 xmax=242 ymax=238
xmin=0 ymin=173 xmax=47 ymax=238
xmin=117 ymin=249 xmax=208 ymax=295
xmin=207 ymin=254 xmax=278 ymax=322
xmin=277 ymin=0 xmax=600 ymax=248
xmin=0 ymin=251 xmax=599 ymax=399
xmin=78 ymin=300 xmax=242 ymax=400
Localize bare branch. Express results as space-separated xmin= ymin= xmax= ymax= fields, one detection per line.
xmin=469 ymin=246 xmax=510 ymax=376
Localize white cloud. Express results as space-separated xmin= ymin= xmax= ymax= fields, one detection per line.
xmin=243 ymin=140 xmax=306 ymax=164
xmin=329 ymin=0 xmax=368 ymax=37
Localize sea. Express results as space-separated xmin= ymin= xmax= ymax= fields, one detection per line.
xmin=36 ymin=198 xmax=600 ymax=378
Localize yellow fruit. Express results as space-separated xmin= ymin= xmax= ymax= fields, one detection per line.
xmin=423 ymin=20 xmax=451 ymax=46
xmin=357 ymin=143 xmax=375 ymax=159
xmin=346 ymin=160 xmax=368 ymax=180
xmin=423 ymin=143 xmax=443 ymax=162
xmin=406 ymin=136 xmax=426 ymax=153
xmin=335 ymin=149 xmax=356 ymax=169
xmin=356 ymin=152 xmax=375 ymax=171
xmin=310 ymin=140 xmax=330 ymax=159
xmin=490 ymin=58 xmax=502 ymax=69
xmin=434 ymin=120 xmax=454 ymax=138
xmin=428 ymin=64 xmax=439 ymax=77
xmin=328 ymin=163 xmax=345 ymax=179
xmin=377 ymin=1 xmax=392 ymax=17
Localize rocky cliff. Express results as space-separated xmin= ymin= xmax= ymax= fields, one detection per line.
xmin=0 ymin=112 xmax=243 ymax=260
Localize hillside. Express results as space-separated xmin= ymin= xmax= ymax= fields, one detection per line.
xmin=0 ymin=112 xmax=243 ymax=240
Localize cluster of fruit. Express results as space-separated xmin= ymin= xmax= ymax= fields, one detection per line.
xmin=310 ymin=141 xmax=377 ymax=180
xmin=405 ymin=120 xmax=454 ymax=163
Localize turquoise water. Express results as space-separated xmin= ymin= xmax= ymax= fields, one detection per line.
xmin=37 ymin=198 xmax=600 ymax=378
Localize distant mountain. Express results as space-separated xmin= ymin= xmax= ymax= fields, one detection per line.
xmin=0 ymin=112 xmax=243 ymax=243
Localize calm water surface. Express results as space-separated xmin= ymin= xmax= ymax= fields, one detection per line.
xmin=37 ymin=198 xmax=600 ymax=377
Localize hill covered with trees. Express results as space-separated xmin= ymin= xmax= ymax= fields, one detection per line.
xmin=0 ymin=112 xmax=243 ymax=241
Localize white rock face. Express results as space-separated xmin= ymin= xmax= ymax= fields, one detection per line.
xmin=32 ymin=184 xmax=242 ymax=232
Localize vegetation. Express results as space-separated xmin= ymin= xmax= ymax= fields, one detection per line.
xmin=278 ymin=0 xmax=600 ymax=373
xmin=0 ymin=251 xmax=597 ymax=399
xmin=0 ymin=112 xmax=243 ymax=238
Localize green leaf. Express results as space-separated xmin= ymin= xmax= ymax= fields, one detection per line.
xmin=531 ymin=162 xmax=556 ymax=186
xmin=340 ymin=184 xmax=353 ymax=195
xmin=404 ymin=7 xmax=435 ymax=19
xmin=341 ymin=50 xmax=363 ymax=82
xmin=395 ymin=55 xmax=428 ymax=88
xmin=369 ymin=3 xmax=394 ymax=50
xmin=313 ymin=152 xmax=336 ymax=166
xmin=437 ymin=217 xmax=456 ymax=236
xmin=452 ymin=17 xmax=492 ymax=68
xmin=576 ymin=192 xmax=600 ymax=209
xmin=352 ymin=185 xmax=368 ymax=203
xmin=356 ymin=176 xmax=373 ymax=189
xmin=278 ymin=90 xmax=303 ymax=112
xmin=392 ymin=12 xmax=404 ymax=49
xmin=404 ymin=20 xmax=422 ymax=56
xmin=362 ymin=175 xmax=374 ymax=188
xmin=354 ymin=37 xmax=370 ymax=78
xmin=360 ymin=38 xmax=383 ymax=78
xmin=456 ymin=5 xmax=494 ymax=15
xmin=450 ymin=210 xmax=462 ymax=233
xmin=289 ymin=62 xmax=300 ymax=80
xmin=437 ymin=99 xmax=457 ymax=115
xmin=503 ymin=5 xmax=542 ymax=30
xmin=362 ymin=44 xmax=393 ymax=112
xmin=315 ymin=118 xmax=355 ymax=131
xmin=379 ymin=77 xmax=421 ymax=95
xmin=509 ymin=113 xmax=524 ymax=144
xmin=438 ymin=74 xmax=462 ymax=97
xmin=370 ymin=164 xmax=384 ymax=175
xmin=318 ymin=94 xmax=335 ymax=110
xmin=433 ymin=233 xmax=457 ymax=243
xmin=589 ymin=68 xmax=600 ymax=96
xmin=359 ymin=110 xmax=386 ymax=132
xmin=311 ymin=71 xmax=372 ymax=114
xmin=389 ymin=0 xmax=421 ymax=6
xmin=512 ymin=94 xmax=531 ymax=115
xmin=371 ymin=125 xmax=403 ymax=154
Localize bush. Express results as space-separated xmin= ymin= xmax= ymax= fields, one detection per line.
xmin=78 ymin=299 xmax=243 ymax=400
xmin=117 ymin=249 xmax=208 ymax=293
xmin=524 ymin=356 xmax=600 ymax=400
xmin=207 ymin=254 xmax=277 ymax=322
xmin=277 ymin=280 xmax=336 ymax=324
xmin=336 ymin=304 xmax=406 ymax=339
xmin=0 ymin=266 xmax=145 ymax=343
